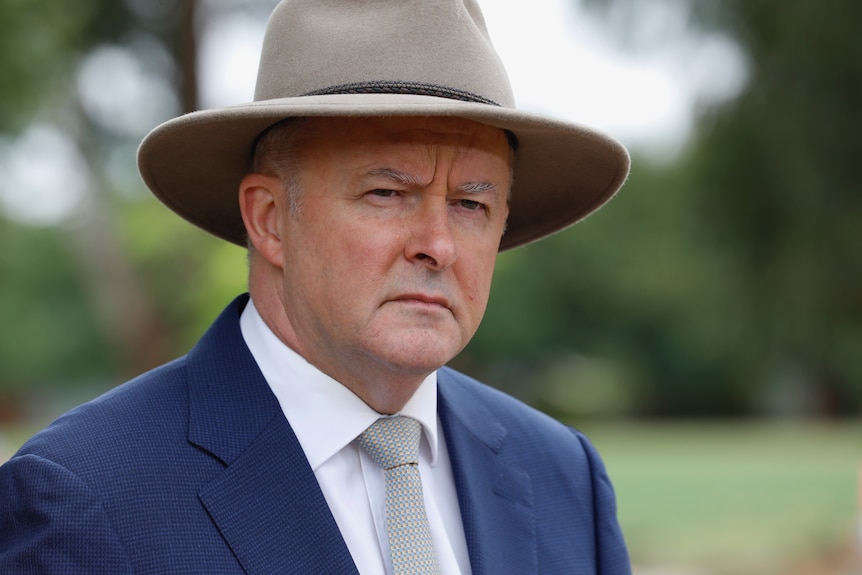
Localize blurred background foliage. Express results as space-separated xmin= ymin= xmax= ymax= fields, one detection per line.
xmin=0 ymin=0 xmax=860 ymax=424
xmin=462 ymin=0 xmax=862 ymax=420
xmin=1 ymin=2 xmax=859 ymax=573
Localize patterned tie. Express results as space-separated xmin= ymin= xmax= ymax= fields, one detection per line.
xmin=358 ymin=416 xmax=441 ymax=575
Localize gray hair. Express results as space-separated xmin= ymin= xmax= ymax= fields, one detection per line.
xmin=251 ymin=118 xmax=309 ymax=216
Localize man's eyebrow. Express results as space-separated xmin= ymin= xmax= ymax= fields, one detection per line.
xmin=367 ymin=167 xmax=425 ymax=187
xmin=367 ymin=167 xmax=499 ymax=194
xmin=457 ymin=181 xmax=498 ymax=194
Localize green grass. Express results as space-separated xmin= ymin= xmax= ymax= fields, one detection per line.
xmin=579 ymin=420 xmax=861 ymax=574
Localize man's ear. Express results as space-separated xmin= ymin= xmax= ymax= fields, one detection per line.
xmin=239 ymin=173 xmax=285 ymax=268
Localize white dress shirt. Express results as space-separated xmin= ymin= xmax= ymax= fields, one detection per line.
xmin=240 ymin=299 xmax=471 ymax=574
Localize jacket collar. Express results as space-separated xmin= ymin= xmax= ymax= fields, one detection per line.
xmin=186 ymin=295 xmax=358 ymax=574
xmin=438 ymin=368 xmax=538 ymax=574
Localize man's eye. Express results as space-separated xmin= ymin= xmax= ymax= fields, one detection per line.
xmin=370 ymin=189 xmax=396 ymax=198
xmin=459 ymin=199 xmax=483 ymax=211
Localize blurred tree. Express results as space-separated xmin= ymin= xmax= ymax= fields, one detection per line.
xmin=0 ymin=0 xmax=249 ymax=402
xmin=0 ymin=0 xmax=139 ymax=402
xmin=2 ymin=0 xmax=859 ymax=420
xmin=0 ymin=0 xmax=128 ymax=132
xmin=685 ymin=0 xmax=862 ymax=416
xmin=458 ymin=0 xmax=862 ymax=417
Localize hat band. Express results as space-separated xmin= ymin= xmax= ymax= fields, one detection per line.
xmin=302 ymin=80 xmax=501 ymax=106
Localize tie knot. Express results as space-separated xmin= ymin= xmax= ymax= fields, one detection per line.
xmin=358 ymin=415 xmax=422 ymax=470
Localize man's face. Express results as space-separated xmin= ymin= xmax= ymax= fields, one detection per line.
xmin=273 ymin=116 xmax=511 ymax=397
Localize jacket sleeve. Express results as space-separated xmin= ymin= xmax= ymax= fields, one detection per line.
xmin=572 ymin=430 xmax=632 ymax=575
xmin=0 ymin=454 xmax=133 ymax=575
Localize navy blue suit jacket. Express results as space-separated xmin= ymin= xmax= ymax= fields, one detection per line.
xmin=0 ymin=295 xmax=630 ymax=574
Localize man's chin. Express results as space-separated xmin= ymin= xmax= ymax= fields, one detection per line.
xmin=369 ymin=338 xmax=462 ymax=375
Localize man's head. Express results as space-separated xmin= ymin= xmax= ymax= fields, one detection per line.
xmin=240 ymin=116 xmax=511 ymax=412
xmin=136 ymin=0 xmax=630 ymax=411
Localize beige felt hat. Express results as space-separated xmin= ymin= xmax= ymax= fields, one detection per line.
xmin=137 ymin=0 xmax=629 ymax=251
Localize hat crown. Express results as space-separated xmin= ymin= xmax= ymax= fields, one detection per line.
xmin=254 ymin=0 xmax=515 ymax=107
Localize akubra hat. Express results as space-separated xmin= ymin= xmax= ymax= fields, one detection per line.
xmin=138 ymin=0 xmax=630 ymax=251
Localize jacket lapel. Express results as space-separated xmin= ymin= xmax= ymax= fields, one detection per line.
xmin=186 ymin=296 xmax=359 ymax=575
xmin=438 ymin=369 xmax=537 ymax=575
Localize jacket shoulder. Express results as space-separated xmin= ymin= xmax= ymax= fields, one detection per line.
xmin=14 ymin=357 xmax=191 ymax=467
xmin=439 ymin=366 xmax=581 ymax=440
xmin=438 ymin=366 xmax=631 ymax=573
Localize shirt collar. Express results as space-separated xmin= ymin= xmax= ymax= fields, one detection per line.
xmin=239 ymin=297 xmax=439 ymax=470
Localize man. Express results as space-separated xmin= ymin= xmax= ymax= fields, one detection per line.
xmin=0 ymin=0 xmax=631 ymax=573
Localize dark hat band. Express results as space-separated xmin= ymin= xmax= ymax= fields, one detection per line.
xmin=303 ymin=80 xmax=501 ymax=106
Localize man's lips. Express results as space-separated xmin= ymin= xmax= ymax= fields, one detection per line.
xmin=388 ymin=293 xmax=451 ymax=309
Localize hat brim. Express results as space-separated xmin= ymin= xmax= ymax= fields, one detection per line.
xmin=137 ymin=93 xmax=629 ymax=251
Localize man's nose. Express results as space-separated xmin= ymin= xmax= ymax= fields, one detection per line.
xmin=405 ymin=198 xmax=458 ymax=270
